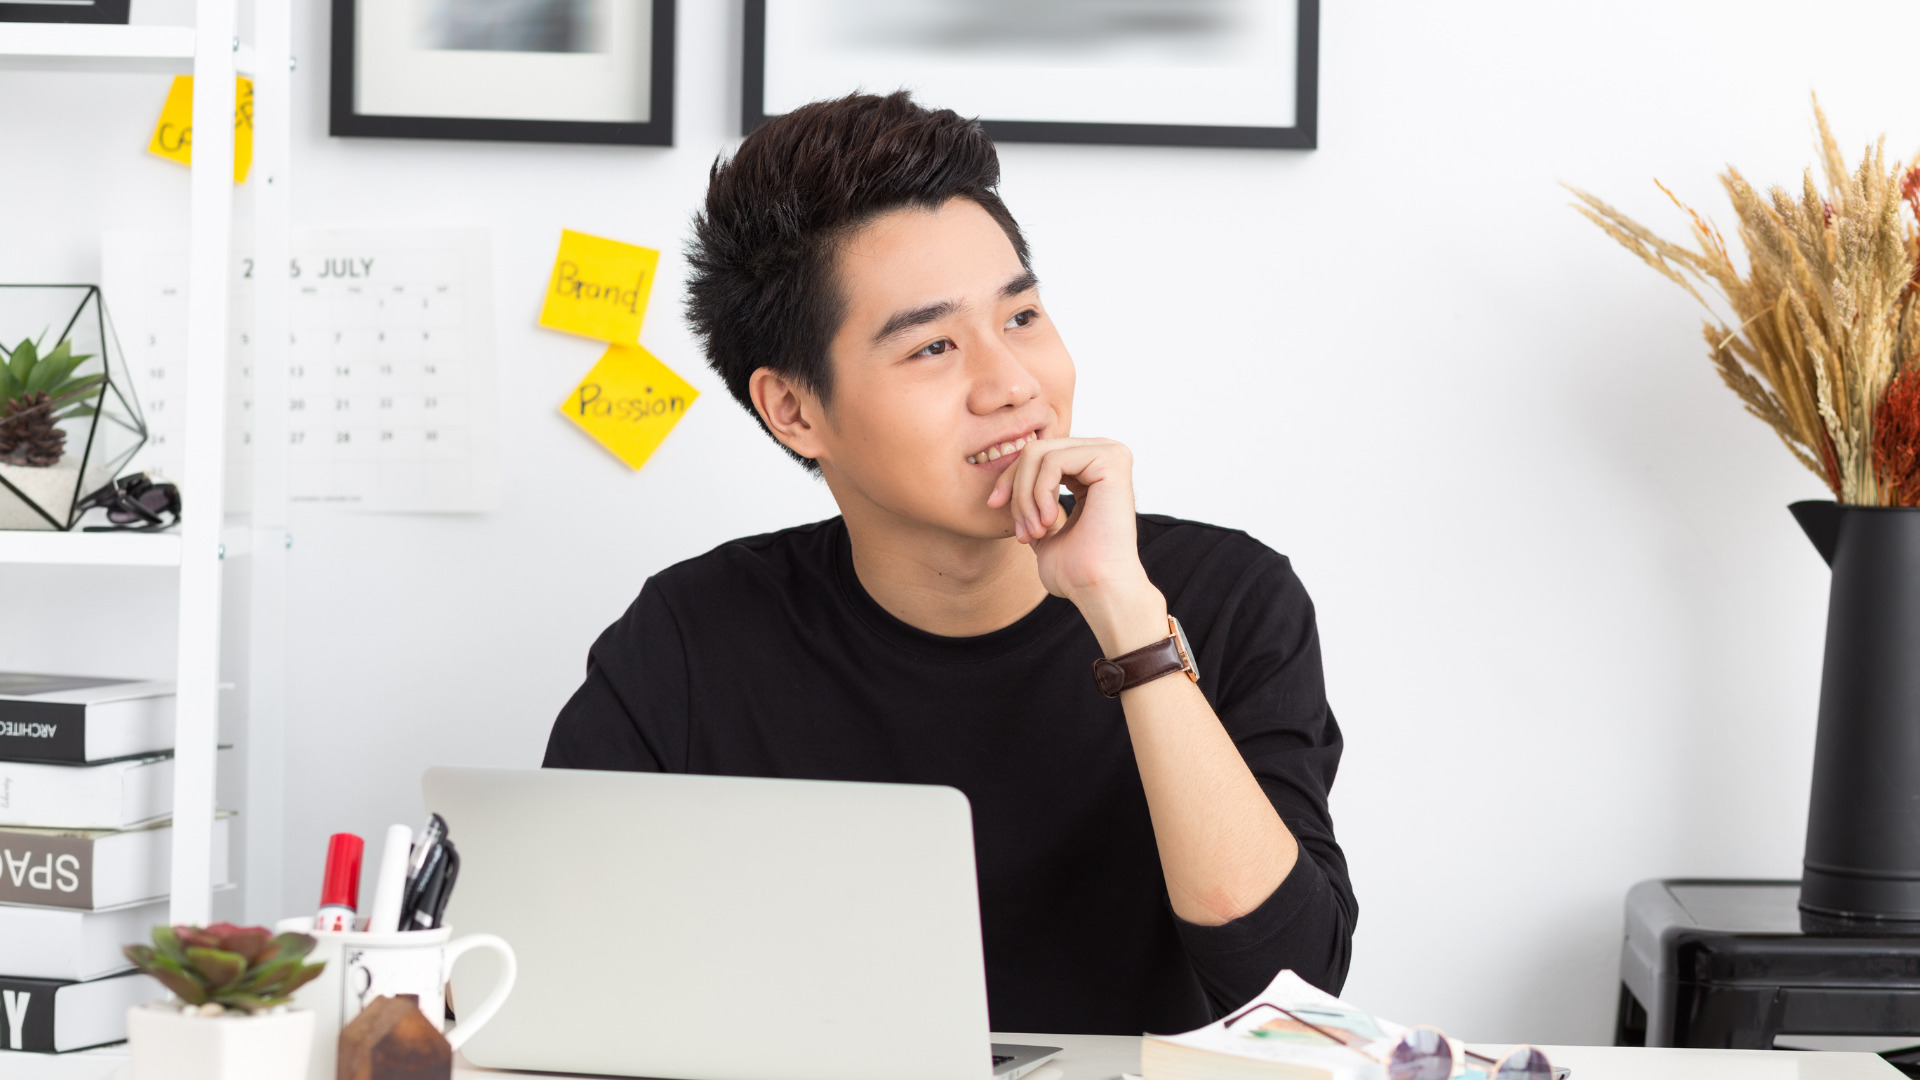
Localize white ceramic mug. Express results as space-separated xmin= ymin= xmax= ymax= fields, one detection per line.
xmin=275 ymin=916 xmax=516 ymax=1080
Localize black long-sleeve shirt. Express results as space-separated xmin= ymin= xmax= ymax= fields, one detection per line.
xmin=543 ymin=513 xmax=1355 ymax=1035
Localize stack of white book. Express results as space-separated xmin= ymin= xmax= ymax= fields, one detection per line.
xmin=0 ymin=673 xmax=231 ymax=1057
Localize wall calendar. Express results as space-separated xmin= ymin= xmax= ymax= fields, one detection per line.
xmin=102 ymin=228 xmax=501 ymax=513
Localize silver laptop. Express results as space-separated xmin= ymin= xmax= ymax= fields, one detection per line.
xmin=423 ymin=767 xmax=1061 ymax=1080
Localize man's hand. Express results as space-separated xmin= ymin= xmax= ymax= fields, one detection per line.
xmin=987 ymin=437 xmax=1167 ymax=654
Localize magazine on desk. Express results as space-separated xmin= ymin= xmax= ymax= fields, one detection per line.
xmin=1141 ymin=971 xmax=1568 ymax=1080
xmin=1143 ymin=971 xmax=1408 ymax=1080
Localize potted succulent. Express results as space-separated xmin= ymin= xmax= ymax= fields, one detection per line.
xmin=0 ymin=336 xmax=99 ymax=466
xmin=123 ymin=923 xmax=327 ymax=1080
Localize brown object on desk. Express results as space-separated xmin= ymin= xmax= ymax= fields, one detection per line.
xmin=337 ymin=994 xmax=452 ymax=1080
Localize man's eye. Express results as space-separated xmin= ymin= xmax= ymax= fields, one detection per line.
xmin=1006 ymin=309 xmax=1037 ymax=329
xmin=915 ymin=339 xmax=954 ymax=357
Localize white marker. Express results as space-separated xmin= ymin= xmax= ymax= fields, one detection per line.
xmin=364 ymin=824 xmax=414 ymax=934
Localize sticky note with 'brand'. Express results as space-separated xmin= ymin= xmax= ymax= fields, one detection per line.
xmin=540 ymin=230 xmax=661 ymax=344
xmin=561 ymin=343 xmax=699 ymax=470
xmin=148 ymin=75 xmax=254 ymax=183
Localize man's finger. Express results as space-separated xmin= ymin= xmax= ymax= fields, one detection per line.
xmin=987 ymin=460 xmax=1017 ymax=509
xmin=1020 ymin=444 xmax=1060 ymax=540
xmin=1034 ymin=452 xmax=1067 ymax=529
xmin=1007 ymin=441 xmax=1043 ymax=538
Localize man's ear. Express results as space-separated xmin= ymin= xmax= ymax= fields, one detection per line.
xmin=748 ymin=367 xmax=829 ymax=463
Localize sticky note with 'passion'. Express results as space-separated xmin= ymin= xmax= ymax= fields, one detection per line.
xmin=560 ymin=343 xmax=699 ymax=470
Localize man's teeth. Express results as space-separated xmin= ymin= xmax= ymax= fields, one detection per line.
xmin=966 ymin=432 xmax=1039 ymax=465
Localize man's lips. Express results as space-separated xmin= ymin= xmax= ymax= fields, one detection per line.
xmin=965 ymin=429 xmax=1041 ymax=467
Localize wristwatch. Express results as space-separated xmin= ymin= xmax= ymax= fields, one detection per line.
xmin=1091 ymin=615 xmax=1200 ymax=698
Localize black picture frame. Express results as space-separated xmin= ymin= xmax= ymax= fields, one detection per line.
xmin=742 ymin=0 xmax=1317 ymax=150
xmin=0 ymin=0 xmax=130 ymax=23
xmin=330 ymin=0 xmax=676 ymax=146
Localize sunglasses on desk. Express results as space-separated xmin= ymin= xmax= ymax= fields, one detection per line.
xmin=1223 ymin=1001 xmax=1555 ymax=1080
xmin=75 ymin=471 xmax=181 ymax=532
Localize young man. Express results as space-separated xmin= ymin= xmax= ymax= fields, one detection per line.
xmin=545 ymin=92 xmax=1354 ymax=1036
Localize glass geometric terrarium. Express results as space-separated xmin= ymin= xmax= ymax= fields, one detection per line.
xmin=0 ymin=285 xmax=146 ymax=530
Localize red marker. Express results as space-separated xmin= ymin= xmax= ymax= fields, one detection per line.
xmin=315 ymin=832 xmax=364 ymax=932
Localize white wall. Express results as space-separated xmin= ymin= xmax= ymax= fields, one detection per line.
xmin=7 ymin=0 xmax=1916 ymax=1045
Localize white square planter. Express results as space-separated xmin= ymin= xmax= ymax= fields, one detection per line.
xmin=127 ymin=1005 xmax=314 ymax=1080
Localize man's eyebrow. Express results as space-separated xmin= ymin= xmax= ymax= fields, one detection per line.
xmin=872 ymin=299 xmax=959 ymax=346
xmin=869 ymin=272 xmax=1041 ymax=347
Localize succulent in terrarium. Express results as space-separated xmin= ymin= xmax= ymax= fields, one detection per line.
xmin=124 ymin=923 xmax=327 ymax=1016
xmin=0 ymin=336 xmax=101 ymax=468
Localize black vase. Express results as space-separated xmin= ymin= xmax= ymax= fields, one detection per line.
xmin=1792 ymin=500 xmax=1920 ymax=933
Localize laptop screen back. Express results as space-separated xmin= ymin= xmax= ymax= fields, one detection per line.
xmin=423 ymin=766 xmax=995 ymax=1080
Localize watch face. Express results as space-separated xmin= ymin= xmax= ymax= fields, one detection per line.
xmin=1170 ymin=616 xmax=1199 ymax=681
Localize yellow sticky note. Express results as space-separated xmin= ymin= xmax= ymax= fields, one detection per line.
xmin=539 ymin=230 xmax=660 ymax=344
xmin=148 ymin=75 xmax=254 ymax=183
xmin=561 ymin=344 xmax=699 ymax=470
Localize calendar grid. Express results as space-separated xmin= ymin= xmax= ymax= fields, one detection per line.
xmin=103 ymin=229 xmax=501 ymax=513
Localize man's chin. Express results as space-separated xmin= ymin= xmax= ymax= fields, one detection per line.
xmin=835 ymin=480 xmax=1019 ymax=544
xmin=914 ymin=509 xmax=1022 ymax=545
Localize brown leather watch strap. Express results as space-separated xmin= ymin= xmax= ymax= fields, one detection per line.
xmin=1091 ymin=617 xmax=1196 ymax=698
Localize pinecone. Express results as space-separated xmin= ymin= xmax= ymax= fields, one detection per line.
xmin=0 ymin=392 xmax=67 ymax=467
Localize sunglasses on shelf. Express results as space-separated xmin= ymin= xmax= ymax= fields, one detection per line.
xmin=75 ymin=471 xmax=181 ymax=532
xmin=1224 ymin=1001 xmax=1555 ymax=1080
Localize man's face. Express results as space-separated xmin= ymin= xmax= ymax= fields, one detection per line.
xmin=808 ymin=197 xmax=1075 ymax=539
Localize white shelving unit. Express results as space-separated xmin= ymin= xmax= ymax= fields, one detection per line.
xmin=0 ymin=2 xmax=291 ymax=934
xmin=0 ymin=22 xmax=255 ymax=74
xmin=0 ymin=530 xmax=183 ymax=566
xmin=0 ymin=14 xmax=288 ymax=1076
xmin=0 ymin=524 xmax=257 ymax=567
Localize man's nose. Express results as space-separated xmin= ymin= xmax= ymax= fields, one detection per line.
xmin=966 ymin=332 xmax=1036 ymax=414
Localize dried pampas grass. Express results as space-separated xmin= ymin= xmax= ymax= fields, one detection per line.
xmin=1569 ymin=95 xmax=1920 ymax=505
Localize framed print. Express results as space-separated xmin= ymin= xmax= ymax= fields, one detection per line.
xmin=0 ymin=0 xmax=130 ymax=22
xmin=331 ymin=0 xmax=676 ymax=146
xmin=743 ymin=0 xmax=1317 ymax=150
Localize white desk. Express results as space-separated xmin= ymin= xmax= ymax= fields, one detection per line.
xmin=1492 ymin=1045 xmax=1901 ymax=1080
xmin=0 ymin=1034 xmax=1902 ymax=1079
xmin=450 ymin=1032 xmax=1909 ymax=1079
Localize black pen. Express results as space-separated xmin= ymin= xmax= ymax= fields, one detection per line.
xmin=407 ymin=851 xmax=447 ymax=930
xmin=403 ymin=813 xmax=447 ymax=895
xmin=421 ymin=841 xmax=460 ymax=929
xmin=402 ymin=838 xmax=450 ymax=930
